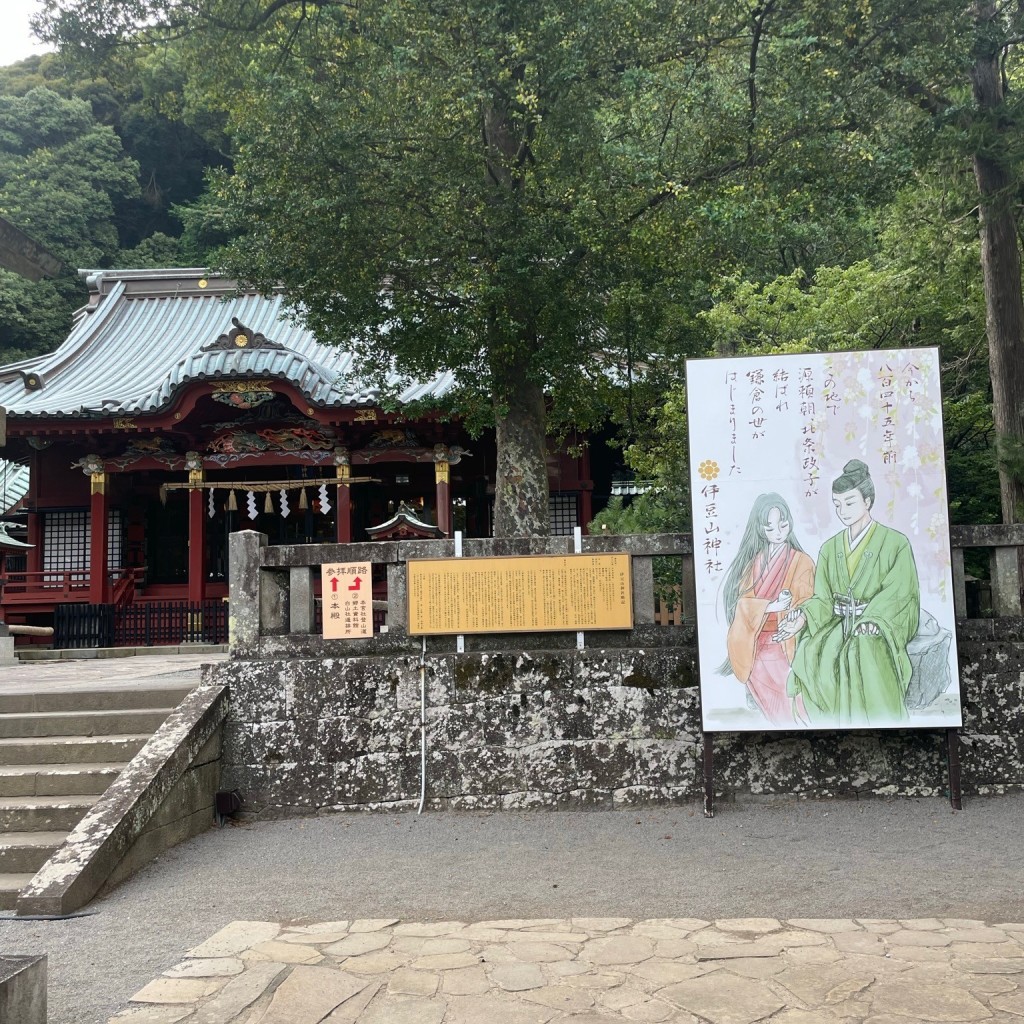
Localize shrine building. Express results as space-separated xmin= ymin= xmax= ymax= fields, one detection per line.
xmin=0 ymin=268 xmax=602 ymax=646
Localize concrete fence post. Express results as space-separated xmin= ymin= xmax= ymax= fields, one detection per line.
xmin=289 ymin=565 xmax=316 ymax=634
xmin=228 ymin=530 xmax=267 ymax=659
xmin=631 ymin=555 xmax=656 ymax=624
xmin=990 ymin=545 xmax=1023 ymax=617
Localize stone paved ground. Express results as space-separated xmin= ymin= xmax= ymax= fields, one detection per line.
xmin=114 ymin=916 xmax=1024 ymax=1023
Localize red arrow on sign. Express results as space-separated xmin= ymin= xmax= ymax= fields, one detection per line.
xmin=330 ymin=578 xmax=339 ymax=593
xmin=348 ymin=577 xmax=362 ymax=591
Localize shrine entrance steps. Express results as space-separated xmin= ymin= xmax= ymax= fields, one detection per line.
xmin=0 ymin=686 xmax=192 ymax=910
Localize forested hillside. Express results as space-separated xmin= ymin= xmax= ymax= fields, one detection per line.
xmin=6 ymin=1 xmax=1023 ymax=527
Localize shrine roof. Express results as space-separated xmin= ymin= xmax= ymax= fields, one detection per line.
xmin=0 ymin=460 xmax=29 ymax=515
xmin=0 ymin=268 xmax=454 ymax=419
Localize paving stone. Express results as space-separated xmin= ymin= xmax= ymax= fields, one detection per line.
xmin=405 ymin=937 xmax=472 ymax=956
xmin=336 ymin=950 xmax=411 ymax=974
xmin=356 ymin=995 xmax=448 ymax=1024
xmin=109 ymin=1009 xmax=192 ymax=1024
xmin=521 ymin=983 xmax=596 ymax=1012
xmin=489 ymin=963 xmax=546 ymax=991
xmin=322 ymin=980 xmax=382 ymax=1022
xmin=187 ymin=921 xmax=281 ymax=958
xmin=130 ymin=978 xmax=223 ymax=1004
xmin=898 ymin=918 xmax=944 ymax=931
xmin=943 ymin=919 xmax=986 ymax=928
xmin=348 ymin=918 xmax=399 ymax=932
xmin=885 ymin=930 xmax=952 ymax=947
xmin=410 ymin=952 xmax=481 ymax=970
xmin=389 ymin=968 xmax=440 ymax=997
xmin=565 ymin=1017 xmax=655 ymax=1024
xmin=717 ymin=957 xmax=786 ymax=978
xmin=545 ymin=960 xmax=591 ymax=978
xmin=887 ymin=946 xmax=950 ymax=962
xmin=456 ymin=926 xmax=513 ymax=942
xmin=630 ymin=923 xmax=693 ymax=941
xmin=244 ymin=939 xmax=323 ymax=963
xmin=563 ymin=972 xmax=628 ymax=990
xmin=717 ymin=918 xmax=781 ymax=934
xmin=770 ymin=1012 xmax=843 ymax=1024
xmin=762 ymin=929 xmax=828 ymax=950
xmin=573 ymin=917 xmax=632 ymax=932
xmin=478 ymin=944 xmax=522 ymax=965
xmin=474 ymin=919 xmax=555 ymax=932
xmin=276 ymin=930 xmax=350 ymax=945
xmin=254 ymin=965 xmax=368 ymax=1024
xmin=656 ymin=918 xmax=710 ymax=932
xmin=660 ymin=973 xmax=785 ymax=1024
xmin=164 ymin=959 xmax=245 ymax=979
xmin=786 ymin=919 xmax=862 ymax=933
xmin=653 ymin=938 xmax=696 ymax=958
xmin=632 ymin=960 xmax=710 ymax=986
xmin=508 ymin=940 xmax=577 ymax=963
xmin=325 ymin=932 xmax=393 ymax=956
xmin=444 ymin=994 xmax=560 ymax=1023
xmin=955 ymin=958 xmax=1024 ymax=975
xmin=585 ymin=935 xmax=656 ymax=965
xmin=394 ymin=921 xmax=467 ymax=936
xmin=511 ymin=930 xmax=589 ymax=944
xmin=784 ymin=946 xmax=842 ymax=964
xmin=775 ymin=965 xmax=871 ymax=1005
xmin=946 ymin=927 xmax=1011 ymax=943
xmin=442 ymin=965 xmax=491 ymax=995
xmin=951 ymin=941 xmax=1024 ymax=957
xmin=857 ymin=921 xmax=902 ymax=934
xmin=832 ymin=932 xmax=887 ymax=955
xmin=189 ymin=962 xmax=287 ymax=1024
xmin=695 ymin=943 xmax=778 ymax=961
xmin=990 ymin=990 xmax=1024 ymax=1015
xmin=600 ymin=984 xmax=647 ymax=1010
xmin=870 ymin=975 xmax=991 ymax=1021
xmin=286 ymin=920 xmax=351 ymax=933
xmin=620 ymin=998 xmax=675 ymax=1022
xmin=964 ymin=974 xmax=1019 ymax=995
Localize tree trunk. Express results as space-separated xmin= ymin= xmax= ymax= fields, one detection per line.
xmin=492 ymin=364 xmax=550 ymax=537
xmin=971 ymin=0 xmax=1024 ymax=523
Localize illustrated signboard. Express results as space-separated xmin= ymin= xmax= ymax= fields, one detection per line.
xmin=321 ymin=561 xmax=373 ymax=638
xmin=407 ymin=554 xmax=632 ymax=635
xmin=686 ymin=348 xmax=962 ymax=732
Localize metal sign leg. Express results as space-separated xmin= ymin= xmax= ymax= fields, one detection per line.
xmin=946 ymin=728 xmax=963 ymax=811
xmin=703 ymin=732 xmax=715 ymax=818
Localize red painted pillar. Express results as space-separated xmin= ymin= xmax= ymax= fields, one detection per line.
xmin=336 ymin=464 xmax=352 ymax=543
xmin=88 ymin=473 xmax=109 ymax=604
xmin=188 ymin=482 xmax=207 ymax=605
xmin=435 ymin=460 xmax=451 ymax=536
xmin=26 ymin=511 xmax=41 ymax=575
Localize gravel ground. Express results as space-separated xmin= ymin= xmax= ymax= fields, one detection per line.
xmin=1 ymin=794 xmax=1023 ymax=1023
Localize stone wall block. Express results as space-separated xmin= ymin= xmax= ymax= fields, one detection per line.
xmin=396 ymin=656 xmax=454 ymax=711
xmin=716 ymin=734 xmax=816 ymax=795
xmin=369 ymin=710 xmax=421 ymax=753
xmin=211 ymin=660 xmax=287 ymax=722
xmin=960 ymin=734 xmax=1024 ymax=788
xmin=221 ymin=722 xmax=255 ymax=766
xmin=631 ymin=739 xmax=700 ymax=788
xmin=878 ymin=733 xmax=947 ymax=795
xmin=457 ymin=745 xmax=523 ymax=796
xmin=334 ymin=752 xmax=419 ymax=805
xmin=286 ymin=658 xmax=397 ymax=719
xmin=251 ymin=719 xmax=319 ymax=764
xmin=317 ymin=715 xmax=373 ymax=762
xmin=809 ymin=735 xmax=887 ymax=796
xmin=453 ymin=651 xmax=573 ymax=699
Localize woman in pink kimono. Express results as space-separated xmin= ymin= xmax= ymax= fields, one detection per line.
xmin=718 ymin=493 xmax=815 ymax=726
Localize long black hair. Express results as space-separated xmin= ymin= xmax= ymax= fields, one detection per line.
xmin=717 ymin=492 xmax=805 ymax=676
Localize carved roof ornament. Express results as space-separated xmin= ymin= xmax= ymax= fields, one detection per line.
xmin=203 ymin=317 xmax=285 ymax=352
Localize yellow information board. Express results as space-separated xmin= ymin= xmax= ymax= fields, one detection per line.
xmin=407 ymin=554 xmax=632 ymax=635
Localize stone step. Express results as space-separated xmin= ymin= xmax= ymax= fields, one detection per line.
xmin=0 ymin=831 xmax=68 ymax=873
xmin=0 ymin=763 xmax=126 ymax=798
xmin=0 ymin=686 xmax=192 ymax=715
xmin=0 ymin=708 xmax=172 ymax=740
xmin=0 ymin=734 xmax=151 ymax=766
xmin=0 ymin=795 xmax=98 ymax=832
xmin=0 ymin=873 xmax=35 ymax=912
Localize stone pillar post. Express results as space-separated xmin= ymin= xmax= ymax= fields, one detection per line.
xmin=228 ymin=530 xmax=267 ymax=659
xmin=88 ymin=470 xmax=109 ymax=604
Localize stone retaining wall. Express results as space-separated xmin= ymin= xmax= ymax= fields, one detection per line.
xmin=206 ymin=625 xmax=1024 ymax=816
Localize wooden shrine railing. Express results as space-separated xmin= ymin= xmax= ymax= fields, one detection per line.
xmin=0 ymin=566 xmax=146 ymax=605
xmin=228 ymin=524 xmax=1024 ymax=656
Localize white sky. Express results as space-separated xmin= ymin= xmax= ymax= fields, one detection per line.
xmin=0 ymin=0 xmax=51 ymax=68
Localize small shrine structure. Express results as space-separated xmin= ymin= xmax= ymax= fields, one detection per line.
xmin=0 ymin=269 xmax=597 ymax=644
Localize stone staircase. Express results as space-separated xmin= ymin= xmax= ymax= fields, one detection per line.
xmin=0 ymin=685 xmax=192 ymax=910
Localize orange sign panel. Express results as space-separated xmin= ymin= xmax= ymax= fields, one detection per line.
xmin=407 ymin=554 xmax=633 ymax=635
xmin=321 ymin=561 xmax=373 ymax=639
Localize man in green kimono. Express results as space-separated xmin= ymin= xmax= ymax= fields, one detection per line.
xmin=773 ymin=459 xmax=920 ymax=727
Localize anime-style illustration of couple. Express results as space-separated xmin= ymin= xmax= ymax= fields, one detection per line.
xmin=719 ymin=459 xmax=920 ymax=728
